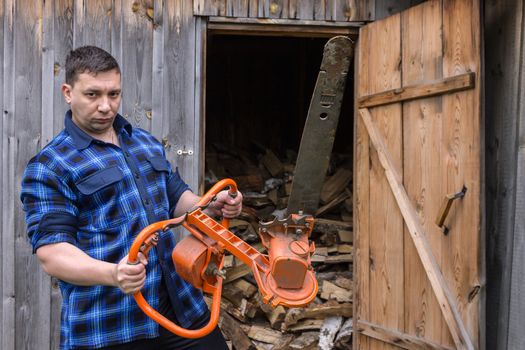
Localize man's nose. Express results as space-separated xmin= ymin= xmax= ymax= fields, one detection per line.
xmin=98 ymin=96 xmax=111 ymax=112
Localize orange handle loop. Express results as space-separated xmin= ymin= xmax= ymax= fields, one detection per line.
xmin=128 ymin=179 xmax=237 ymax=338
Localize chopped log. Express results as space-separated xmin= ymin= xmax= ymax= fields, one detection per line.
xmin=319 ymin=231 xmax=338 ymax=246
xmin=287 ymin=319 xmax=324 ymax=332
xmin=283 ymin=163 xmax=296 ymax=174
xmin=320 ymin=280 xmax=352 ymax=302
xmin=225 ymin=264 xmax=251 ymax=283
xmin=255 ymin=294 xmax=287 ymax=329
xmin=239 ymin=298 xmax=258 ymax=319
xmin=231 ymin=278 xmax=258 ymax=299
xmin=327 ymin=245 xmax=338 ymax=254
xmin=261 ymin=149 xmax=284 ymax=177
xmin=311 ymin=254 xmax=326 ymax=263
xmin=320 ymin=168 xmax=352 ymax=204
xmin=243 ymin=195 xmax=274 ymax=208
xmin=334 ymin=318 xmax=353 ymax=349
xmin=218 ymin=309 xmax=255 ymax=350
xmin=288 ymin=332 xmax=319 ymax=350
xmin=340 ymin=208 xmax=353 ymax=222
xmin=277 ymin=196 xmax=289 ymax=209
xmin=284 ymin=181 xmax=293 ymax=195
xmin=223 ymin=255 xmax=234 ymax=268
xmin=316 ymin=271 xmax=352 ymax=281
xmin=315 ymin=189 xmax=351 ymax=217
xmin=337 ymin=229 xmax=353 ymax=244
xmin=252 ymin=341 xmax=273 ymax=350
xmin=283 ymin=301 xmax=352 ymax=329
xmin=324 ymin=254 xmax=353 ymax=264
xmin=271 ymin=334 xmax=295 ymax=350
xmin=314 ymin=218 xmax=352 ymax=235
xmin=220 ymin=297 xmax=248 ymax=322
xmin=337 ymin=244 xmax=353 ymax=254
xmin=267 ymin=188 xmax=279 ymax=205
xmin=318 ymin=316 xmax=344 ymax=350
xmin=334 ymin=276 xmax=352 ymax=291
xmin=247 ymin=325 xmax=284 ymax=344
xmin=234 ymin=174 xmax=265 ymax=192
xmin=315 ymin=246 xmax=328 ymax=256
xmin=344 ymin=194 xmax=353 ymax=212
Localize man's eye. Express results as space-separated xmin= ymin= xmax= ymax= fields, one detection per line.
xmin=110 ymin=92 xmax=121 ymax=98
xmin=85 ymin=92 xmax=96 ymax=97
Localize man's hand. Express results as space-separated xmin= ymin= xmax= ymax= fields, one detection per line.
xmin=207 ymin=190 xmax=243 ymax=218
xmin=114 ymin=253 xmax=148 ymax=294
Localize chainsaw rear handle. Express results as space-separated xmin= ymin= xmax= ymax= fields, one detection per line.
xmin=128 ymin=179 xmax=237 ymax=338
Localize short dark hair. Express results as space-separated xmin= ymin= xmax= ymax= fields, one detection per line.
xmin=65 ymin=46 xmax=120 ymax=85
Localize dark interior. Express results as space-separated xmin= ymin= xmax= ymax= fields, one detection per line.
xmin=205 ymin=34 xmax=354 ymax=199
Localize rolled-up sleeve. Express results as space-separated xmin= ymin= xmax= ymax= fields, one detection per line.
xmin=20 ymin=160 xmax=79 ymax=253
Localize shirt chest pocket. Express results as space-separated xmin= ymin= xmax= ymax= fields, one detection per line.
xmin=76 ymin=165 xmax=122 ymax=205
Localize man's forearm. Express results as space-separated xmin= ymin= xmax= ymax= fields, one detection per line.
xmin=36 ymin=242 xmax=117 ymax=287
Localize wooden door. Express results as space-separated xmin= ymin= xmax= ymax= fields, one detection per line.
xmin=354 ymin=1 xmax=482 ymax=349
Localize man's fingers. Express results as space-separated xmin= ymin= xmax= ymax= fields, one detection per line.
xmin=120 ymin=275 xmax=146 ymax=294
xmin=138 ymin=252 xmax=148 ymax=266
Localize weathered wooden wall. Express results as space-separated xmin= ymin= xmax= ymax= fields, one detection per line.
xmin=485 ymin=1 xmax=525 ymax=350
xmin=0 ymin=1 xmax=201 ymax=349
xmin=2 ymin=0 xmax=491 ymax=349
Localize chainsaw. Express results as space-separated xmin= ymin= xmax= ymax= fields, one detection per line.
xmin=128 ymin=179 xmax=318 ymax=338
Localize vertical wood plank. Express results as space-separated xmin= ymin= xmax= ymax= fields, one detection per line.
xmin=43 ymin=1 xmax=74 ymax=346
xmin=111 ymin=0 xmax=123 ymax=84
xmin=442 ymin=0 xmax=481 ymax=348
xmin=401 ymin=0 xmax=445 ymax=345
xmin=313 ymin=0 xmax=325 ymax=21
xmin=295 ymin=0 xmax=314 ymax=20
xmin=194 ymin=16 xmax=206 ymax=194
xmin=151 ymin=0 xmax=164 ymax=141
xmin=506 ymin=15 xmax=525 ymax=340
xmin=357 ymin=13 xmax=404 ymax=350
xmin=1 ymin=1 xmax=16 ymax=350
xmin=193 ymin=0 xmax=223 ymax=16
xmin=51 ymin=0 xmax=74 ymax=137
xmin=73 ymin=0 xmax=112 ymax=50
xmin=120 ymin=0 xmax=153 ymax=131
xmin=354 ymin=30 xmax=370 ymax=350
xmin=13 ymin=1 xmax=51 ymax=349
xmin=226 ymin=0 xmax=249 ymax=17
xmin=248 ymin=0 xmax=259 ymax=18
xmin=355 ymin=0 xmax=374 ymax=21
xmin=268 ymin=0 xmax=284 ymax=19
xmin=326 ymin=0 xmax=353 ymax=22
xmin=484 ymin=1 xmax=522 ymax=349
xmin=162 ymin=0 xmax=198 ymax=190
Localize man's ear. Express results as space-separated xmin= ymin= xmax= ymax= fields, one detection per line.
xmin=61 ymin=83 xmax=72 ymax=104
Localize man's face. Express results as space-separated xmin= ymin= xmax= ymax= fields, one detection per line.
xmin=61 ymin=69 xmax=122 ymax=136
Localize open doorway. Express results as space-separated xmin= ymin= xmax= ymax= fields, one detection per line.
xmin=204 ymin=31 xmax=355 ymax=349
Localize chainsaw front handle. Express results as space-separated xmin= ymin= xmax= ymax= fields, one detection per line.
xmin=128 ymin=179 xmax=237 ymax=338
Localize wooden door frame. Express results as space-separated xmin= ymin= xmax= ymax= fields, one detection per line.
xmin=195 ymin=15 xmax=359 ymax=194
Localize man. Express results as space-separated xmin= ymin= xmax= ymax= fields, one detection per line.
xmin=20 ymin=46 xmax=241 ymax=349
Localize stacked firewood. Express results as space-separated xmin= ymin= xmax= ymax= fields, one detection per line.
xmin=205 ymin=145 xmax=353 ymax=350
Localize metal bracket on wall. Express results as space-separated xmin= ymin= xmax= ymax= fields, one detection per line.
xmin=435 ymin=186 xmax=467 ymax=235
xmin=177 ymin=149 xmax=194 ymax=156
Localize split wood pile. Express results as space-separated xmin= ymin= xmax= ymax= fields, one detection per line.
xmin=205 ymin=146 xmax=353 ymax=350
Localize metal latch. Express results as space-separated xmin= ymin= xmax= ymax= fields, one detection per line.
xmin=176 ymin=149 xmax=193 ymax=156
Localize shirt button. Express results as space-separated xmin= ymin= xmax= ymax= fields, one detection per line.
xmin=125 ymin=152 xmax=130 ymax=157
xmin=134 ymin=172 xmax=140 ymax=179
xmin=144 ymin=200 xmax=150 ymax=205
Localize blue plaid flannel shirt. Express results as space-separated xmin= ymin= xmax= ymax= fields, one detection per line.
xmin=20 ymin=111 xmax=207 ymax=349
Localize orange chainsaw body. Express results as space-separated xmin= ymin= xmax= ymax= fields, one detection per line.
xmin=128 ymin=179 xmax=318 ymax=339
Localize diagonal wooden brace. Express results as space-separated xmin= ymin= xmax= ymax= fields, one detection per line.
xmin=359 ymin=108 xmax=475 ymax=350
